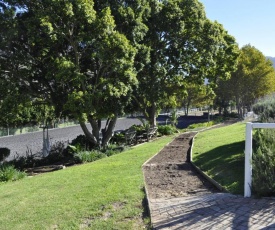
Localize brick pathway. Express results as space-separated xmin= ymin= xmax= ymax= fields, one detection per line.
xmin=149 ymin=187 xmax=275 ymax=230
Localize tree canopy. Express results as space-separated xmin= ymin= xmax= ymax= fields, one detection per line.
xmin=133 ymin=0 xmax=239 ymax=125
xmin=0 ymin=0 xmax=240 ymax=147
xmin=0 ymin=1 xmax=144 ymax=147
xmin=214 ymin=44 xmax=275 ymax=116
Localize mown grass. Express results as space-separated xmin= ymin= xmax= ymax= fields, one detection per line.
xmin=192 ymin=122 xmax=246 ymax=194
xmin=0 ymin=135 xmax=175 ymax=229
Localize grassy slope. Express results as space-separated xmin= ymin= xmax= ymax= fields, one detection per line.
xmin=192 ymin=122 xmax=246 ymax=194
xmin=0 ymin=136 xmax=175 ymax=230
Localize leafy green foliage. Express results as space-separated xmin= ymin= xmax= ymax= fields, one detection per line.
xmin=102 ymin=144 xmax=126 ymax=157
xmin=0 ymin=1 xmax=140 ymax=148
xmin=110 ymin=132 xmax=125 ymax=145
xmin=252 ymin=129 xmax=275 ymax=197
xmin=74 ymin=151 xmax=107 ymax=163
xmin=179 ymin=83 xmax=215 ymax=116
xmin=187 ymin=121 xmax=215 ymax=129
xmin=0 ymin=165 xmax=26 ymax=182
xmin=69 ymin=135 xmax=95 ymax=152
xmin=134 ymin=0 xmax=239 ymax=126
xmin=157 ymin=125 xmax=178 ymax=135
xmin=251 ymin=97 xmax=275 ymax=196
xmin=169 ymin=110 xmax=179 ymax=126
xmin=253 ymin=95 xmax=275 ymax=122
xmin=215 ymin=45 xmax=275 ymax=116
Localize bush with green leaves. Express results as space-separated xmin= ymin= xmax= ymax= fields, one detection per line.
xmin=45 ymin=141 xmax=72 ymax=165
xmin=170 ymin=110 xmax=179 ymax=126
xmin=157 ymin=125 xmax=178 ymax=136
xmin=253 ymin=95 xmax=275 ymax=122
xmin=0 ymin=164 xmax=26 ymax=182
xmin=102 ymin=144 xmax=125 ymax=157
xmin=187 ymin=121 xmax=215 ymax=129
xmin=251 ymin=96 xmax=275 ymax=196
xmin=252 ymin=129 xmax=275 ymax=197
xmin=74 ymin=150 xmax=107 ymax=163
xmin=69 ymin=134 xmax=95 ymax=151
xmin=110 ymin=132 xmax=125 ymax=145
xmin=10 ymin=148 xmax=37 ymax=170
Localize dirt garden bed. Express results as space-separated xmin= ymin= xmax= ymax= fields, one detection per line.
xmin=142 ymin=120 xmax=239 ymax=200
xmin=143 ymin=132 xmax=220 ymax=199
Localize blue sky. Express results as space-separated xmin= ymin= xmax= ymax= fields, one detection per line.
xmin=200 ymin=0 xmax=275 ymax=57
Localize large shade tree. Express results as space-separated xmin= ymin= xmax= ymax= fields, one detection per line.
xmin=0 ymin=1 xmax=150 ymax=147
xmin=179 ymin=82 xmax=215 ymax=116
xmin=215 ymin=44 xmax=275 ymax=117
xmin=133 ymin=0 xmax=239 ymax=126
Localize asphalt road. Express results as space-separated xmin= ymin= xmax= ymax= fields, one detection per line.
xmin=0 ymin=118 xmax=142 ymax=161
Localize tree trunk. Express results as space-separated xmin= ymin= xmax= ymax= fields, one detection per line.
xmin=79 ymin=121 xmax=98 ymax=145
xmin=184 ymin=107 xmax=188 ymax=116
xmin=88 ymin=116 xmax=101 ymax=143
xmin=101 ymin=116 xmax=118 ymax=148
xmin=147 ymin=104 xmax=157 ymax=127
xmin=186 ymin=102 xmax=190 ymax=116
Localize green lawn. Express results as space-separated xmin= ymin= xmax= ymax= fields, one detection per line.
xmin=0 ymin=135 xmax=175 ymax=230
xmin=192 ymin=122 xmax=246 ymax=194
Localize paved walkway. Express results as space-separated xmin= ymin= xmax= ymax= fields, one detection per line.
xmin=146 ymin=128 xmax=275 ymax=230
xmin=149 ymin=188 xmax=275 ymax=230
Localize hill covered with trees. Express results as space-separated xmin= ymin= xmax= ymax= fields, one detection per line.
xmin=267 ymin=56 xmax=275 ymax=68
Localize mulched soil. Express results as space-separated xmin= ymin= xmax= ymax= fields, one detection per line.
xmin=143 ymin=120 xmax=239 ymax=199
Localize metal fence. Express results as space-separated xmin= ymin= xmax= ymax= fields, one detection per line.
xmin=0 ymin=119 xmax=79 ymax=137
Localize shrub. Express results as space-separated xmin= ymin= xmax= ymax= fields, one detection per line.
xmin=157 ymin=125 xmax=178 ymax=136
xmin=253 ymin=96 xmax=275 ymax=122
xmin=251 ymin=96 xmax=275 ymax=196
xmin=0 ymin=148 xmax=10 ymax=162
xmin=187 ymin=121 xmax=215 ymax=129
xmin=129 ymin=124 xmax=146 ymax=135
xmin=45 ymin=141 xmax=71 ymax=164
xmin=74 ymin=150 xmax=107 ymax=163
xmin=103 ymin=144 xmax=126 ymax=157
xmin=110 ymin=132 xmax=125 ymax=145
xmin=10 ymin=141 xmax=74 ymax=170
xmin=229 ymin=112 xmax=239 ymax=118
xmin=252 ymin=129 xmax=275 ymax=197
xmin=70 ymin=135 xmax=95 ymax=151
xmin=10 ymin=148 xmax=37 ymax=170
xmin=169 ymin=110 xmax=179 ymax=126
xmin=0 ymin=165 xmax=26 ymax=182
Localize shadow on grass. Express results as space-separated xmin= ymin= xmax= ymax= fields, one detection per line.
xmin=141 ymin=187 xmax=153 ymax=230
xmin=193 ymin=140 xmax=245 ymax=194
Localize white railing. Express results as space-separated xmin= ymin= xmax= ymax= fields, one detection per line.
xmin=244 ymin=122 xmax=275 ymax=197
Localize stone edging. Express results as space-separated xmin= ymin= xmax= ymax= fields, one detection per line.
xmin=142 ymin=132 xmax=190 ymax=225
xmin=141 ymin=134 xmax=180 ymax=223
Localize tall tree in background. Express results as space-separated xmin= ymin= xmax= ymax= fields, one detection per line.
xmin=134 ymin=0 xmax=239 ymax=126
xmin=215 ymin=45 xmax=275 ymax=117
xmin=180 ymin=83 xmax=215 ymax=116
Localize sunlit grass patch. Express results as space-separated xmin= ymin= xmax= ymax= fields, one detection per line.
xmin=192 ymin=122 xmax=246 ymax=194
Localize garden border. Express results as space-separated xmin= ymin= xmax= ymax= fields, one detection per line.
xmin=190 ymin=130 xmax=228 ymax=193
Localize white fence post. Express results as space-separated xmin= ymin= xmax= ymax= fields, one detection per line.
xmin=244 ymin=122 xmax=253 ymax=197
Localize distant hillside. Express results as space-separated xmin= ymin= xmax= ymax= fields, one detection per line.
xmin=267 ymin=56 xmax=275 ymax=68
